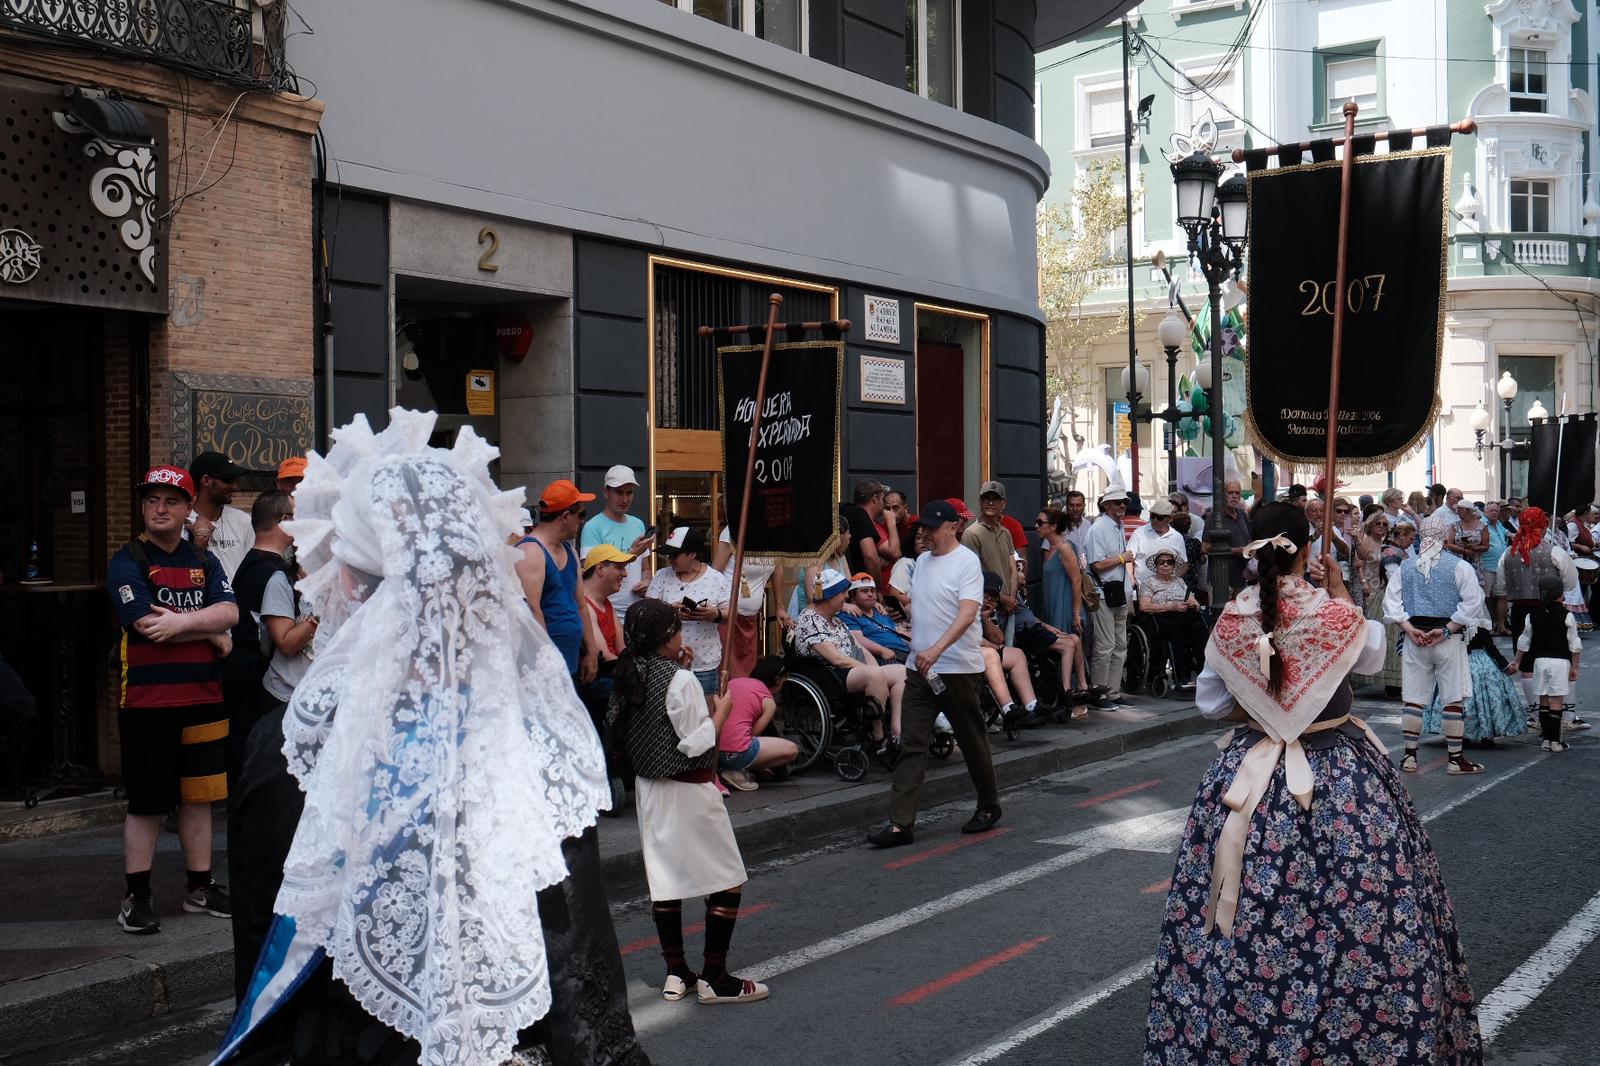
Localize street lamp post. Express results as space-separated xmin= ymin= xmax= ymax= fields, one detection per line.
xmin=1157 ymin=309 xmax=1188 ymax=489
xmin=1495 ymin=371 xmax=1519 ymax=498
xmin=1172 ymin=149 xmax=1249 ymax=602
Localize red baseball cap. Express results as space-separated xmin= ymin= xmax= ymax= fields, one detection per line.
xmin=139 ymin=465 xmax=195 ymax=500
xmin=946 ymin=497 xmax=974 ymax=521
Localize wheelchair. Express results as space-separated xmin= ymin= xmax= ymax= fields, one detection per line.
xmin=1123 ymin=607 xmax=1174 ymax=699
xmin=773 ymin=649 xmax=896 ymax=782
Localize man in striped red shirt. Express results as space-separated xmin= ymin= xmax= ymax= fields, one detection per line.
xmin=105 ymin=466 xmax=238 ymax=935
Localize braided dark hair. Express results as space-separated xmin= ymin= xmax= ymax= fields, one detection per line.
xmin=1250 ymin=501 xmax=1311 ymax=698
xmin=613 ymin=598 xmax=683 ymax=711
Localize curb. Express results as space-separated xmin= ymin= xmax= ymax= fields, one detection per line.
xmin=0 ymin=712 xmax=1217 ymax=1057
xmin=0 ymin=794 xmax=125 ymax=844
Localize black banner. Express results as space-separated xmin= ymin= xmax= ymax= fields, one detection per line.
xmin=1527 ymin=414 xmax=1597 ymax=516
xmin=719 ymin=340 xmax=843 ymax=560
xmin=1244 ymin=149 xmax=1448 ymax=469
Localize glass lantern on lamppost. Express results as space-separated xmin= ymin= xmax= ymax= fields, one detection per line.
xmin=1469 ymin=402 xmax=1492 ymax=461
xmin=1170 ymin=114 xmax=1248 ymax=602
xmin=1495 ymin=372 xmax=1520 ymax=498
xmin=1156 ymin=309 xmax=1189 ymax=487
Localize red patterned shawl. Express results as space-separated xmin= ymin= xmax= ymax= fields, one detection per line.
xmin=1204 ymin=578 xmax=1369 ymax=744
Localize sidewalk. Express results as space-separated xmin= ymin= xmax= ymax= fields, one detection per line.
xmin=0 ymin=696 xmax=1218 ymax=1058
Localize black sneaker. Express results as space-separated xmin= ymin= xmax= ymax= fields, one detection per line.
xmin=1089 ymin=697 xmax=1118 ymax=712
xmin=118 ymin=893 xmax=160 ymax=935
xmin=183 ymin=880 xmax=232 ymax=918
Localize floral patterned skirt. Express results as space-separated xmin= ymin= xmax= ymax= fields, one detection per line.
xmin=1144 ymin=727 xmax=1482 ymax=1065
xmin=1422 ymin=649 xmax=1527 ymax=742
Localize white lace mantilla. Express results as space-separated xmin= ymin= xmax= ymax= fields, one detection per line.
xmin=277 ymin=410 xmax=610 ymax=1066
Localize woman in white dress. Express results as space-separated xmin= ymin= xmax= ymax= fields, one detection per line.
xmin=610 ymin=598 xmax=769 ymax=1005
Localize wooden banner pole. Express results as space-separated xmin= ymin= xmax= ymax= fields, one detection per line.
xmin=716 ymin=293 xmax=784 ymax=695
xmin=1321 ymin=101 xmax=1360 ymax=558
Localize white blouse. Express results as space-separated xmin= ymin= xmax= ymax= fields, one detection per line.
xmin=663 ymin=668 xmax=717 ymax=756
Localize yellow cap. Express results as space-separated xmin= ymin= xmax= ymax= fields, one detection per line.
xmin=582 ymin=544 xmax=635 ymax=571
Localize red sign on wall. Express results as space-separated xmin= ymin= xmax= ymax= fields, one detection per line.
xmin=495 ymin=314 xmax=533 ymax=361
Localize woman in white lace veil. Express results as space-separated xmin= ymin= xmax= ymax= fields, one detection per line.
xmin=215 ymin=409 xmax=617 ymax=1066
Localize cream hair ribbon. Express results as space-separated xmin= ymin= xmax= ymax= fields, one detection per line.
xmin=1240 ymin=534 xmax=1298 ymax=559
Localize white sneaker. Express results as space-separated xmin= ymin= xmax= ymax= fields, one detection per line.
xmin=720 ymin=769 xmax=759 ymax=792
xmin=934 ymin=713 xmax=953 ymax=732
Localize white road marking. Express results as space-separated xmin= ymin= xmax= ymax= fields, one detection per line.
xmin=628 ymin=805 xmax=1190 ymax=1035
xmin=933 ymin=754 xmax=1546 ymax=1062
xmin=1478 ymin=888 xmax=1600 ymax=1045
xmin=938 ymin=960 xmax=1153 ymax=1066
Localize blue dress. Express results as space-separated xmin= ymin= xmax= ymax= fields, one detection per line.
xmin=1423 ymin=637 xmax=1527 ymax=741
xmin=1042 ymin=548 xmax=1078 ymax=633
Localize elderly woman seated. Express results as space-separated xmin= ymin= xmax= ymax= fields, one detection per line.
xmin=792 ymin=568 xmax=907 ymax=755
xmin=1136 ymin=547 xmax=1208 ymax=687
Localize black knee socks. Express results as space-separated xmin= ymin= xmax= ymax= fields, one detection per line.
xmin=1540 ymin=710 xmax=1564 ymax=743
xmin=652 ymin=900 xmax=692 ymax=980
xmin=701 ymin=889 xmax=743 ymax=994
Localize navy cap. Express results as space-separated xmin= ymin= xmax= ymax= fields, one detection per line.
xmin=918 ymin=499 xmax=958 ymax=528
xmin=982 ymin=570 xmax=1003 ymax=594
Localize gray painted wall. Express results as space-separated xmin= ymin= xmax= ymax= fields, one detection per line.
xmin=288 ymin=0 xmax=1048 ymax=322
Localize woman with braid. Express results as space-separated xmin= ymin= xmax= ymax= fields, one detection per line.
xmin=1144 ymin=502 xmax=1481 ymax=1064
xmin=609 ymin=599 xmax=769 ymax=1005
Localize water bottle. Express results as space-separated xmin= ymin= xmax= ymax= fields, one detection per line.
xmin=24 ymin=542 xmax=40 ymax=581
xmin=925 ymin=668 xmax=946 ymax=695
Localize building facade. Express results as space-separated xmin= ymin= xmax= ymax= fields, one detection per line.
xmin=289 ymin=0 xmax=1051 ymax=544
xmin=0 ymin=2 xmax=322 ymax=781
xmin=1039 ymin=0 xmax=1599 ymax=505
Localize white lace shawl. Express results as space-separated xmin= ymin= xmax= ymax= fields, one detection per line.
xmin=277 ymin=410 xmax=610 ymax=1066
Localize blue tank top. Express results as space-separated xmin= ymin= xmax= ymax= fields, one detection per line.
xmin=1042 ymin=550 xmax=1074 ymax=631
xmin=522 ymin=536 xmax=583 ymax=673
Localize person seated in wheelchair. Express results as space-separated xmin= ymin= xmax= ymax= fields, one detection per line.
xmin=792 ymin=568 xmax=908 ymax=756
xmin=979 ymin=572 xmax=1060 ymax=730
xmin=993 ymin=580 xmax=1090 ymax=717
xmin=840 ymin=573 xmax=911 ymax=663
xmin=1135 ymin=548 xmax=1208 ymax=688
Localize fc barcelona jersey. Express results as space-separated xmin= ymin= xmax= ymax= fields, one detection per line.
xmin=107 ymin=537 xmax=236 ymax=709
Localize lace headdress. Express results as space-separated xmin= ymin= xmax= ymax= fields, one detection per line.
xmin=275 ymin=409 xmax=610 ymax=1066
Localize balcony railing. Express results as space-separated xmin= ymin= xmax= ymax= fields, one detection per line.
xmin=1 ymin=0 xmax=291 ymax=91
xmin=1452 ymin=232 xmax=1600 ymax=279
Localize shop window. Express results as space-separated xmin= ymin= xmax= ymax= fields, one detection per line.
xmin=906 ymin=0 xmax=960 ymax=107
xmin=1510 ymin=179 xmax=1551 ymax=232
xmin=1509 ymin=48 xmax=1548 ymax=113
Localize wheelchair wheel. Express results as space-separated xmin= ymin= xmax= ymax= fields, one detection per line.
xmin=777 ymin=673 xmax=833 ymax=774
xmin=1151 ymin=673 xmax=1170 ymax=700
xmin=930 ymin=732 xmax=954 ymax=760
xmin=1124 ymin=622 xmax=1152 ymax=695
xmin=835 ymin=745 xmax=869 ymax=782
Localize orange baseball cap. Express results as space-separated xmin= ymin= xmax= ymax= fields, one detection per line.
xmin=539 ymin=479 xmax=596 ymax=512
xmin=277 ymin=456 xmax=307 ymax=481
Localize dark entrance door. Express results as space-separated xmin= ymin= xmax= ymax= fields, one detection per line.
xmin=916 ymin=341 xmax=965 ymax=503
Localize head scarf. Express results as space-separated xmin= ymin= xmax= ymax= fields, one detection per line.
xmin=270 ymin=409 xmax=610 ymax=1066
xmin=1511 ymin=506 xmax=1549 ymax=564
xmin=1416 ymin=511 xmax=1452 ymax=579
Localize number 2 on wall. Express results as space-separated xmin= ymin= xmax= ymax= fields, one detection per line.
xmin=478 ymin=227 xmax=500 ymax=273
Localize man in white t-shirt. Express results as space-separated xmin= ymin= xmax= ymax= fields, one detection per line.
xmin=868 ymin=500 xmax=999 ymax=848
xmin=187 ymin=451 xmax=254 ymax=581
xmin=580 ymin=465 xmax=655 ymax=618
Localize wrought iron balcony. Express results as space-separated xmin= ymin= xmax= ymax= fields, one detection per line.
xmin=1 ymin=0 xmax=292 ymax=91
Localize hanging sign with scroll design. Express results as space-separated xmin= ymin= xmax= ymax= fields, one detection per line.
xmin=191 ymin=391 xmax=314 ymax=472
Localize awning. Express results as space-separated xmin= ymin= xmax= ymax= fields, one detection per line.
xmin=1036 ymin=0 xmax=1140 ymax=53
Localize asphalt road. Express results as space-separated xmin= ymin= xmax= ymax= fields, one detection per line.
xmin=13 ymin=680 xmax=1599 ymax=1065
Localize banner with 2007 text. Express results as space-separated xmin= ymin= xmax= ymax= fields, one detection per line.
xmin=1243 ymin=148 xmax=1448 ymax=471
xmin=719 ymin=340 xmax=843 ymax=561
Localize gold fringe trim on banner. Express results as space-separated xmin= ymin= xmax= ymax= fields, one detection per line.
xmin=716 ymin=339 xmax=846 ymax=566
xmin=1242 ymin=147 xmax=1451 ymax=472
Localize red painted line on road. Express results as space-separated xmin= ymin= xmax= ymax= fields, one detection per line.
xmin=1141 ymin=878 xmax=1171 ymax=895
xmin=889 ymin=935 xmax=1051 ymax=1007
xmin=617 ymin=901 xmax=776 ymax=958
xmin=883 ymin=828 xmax=1014 ymax=870
xmin=1075 ymin=778 xmax=1163 ymax=808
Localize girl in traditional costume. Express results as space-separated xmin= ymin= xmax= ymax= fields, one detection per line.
xmin=1422 ymin=610 xmax=1526 ymax=746
xmin=1144 ymin=502 xmax=1482 ymax=1065
xmin=215 ymin=410 xmax=646 ymax=1066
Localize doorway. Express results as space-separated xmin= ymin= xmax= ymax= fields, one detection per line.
xmin=914 ymin=306 xmax=990 ymax=504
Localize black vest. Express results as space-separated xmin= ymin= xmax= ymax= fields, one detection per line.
xmin=1527 ymin=603 xmax=1572 ymax=664
xmin=229 ymin=548 xmax=293 ymax=673
xmin=612 ymin=657 xmax=716 ymax=780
